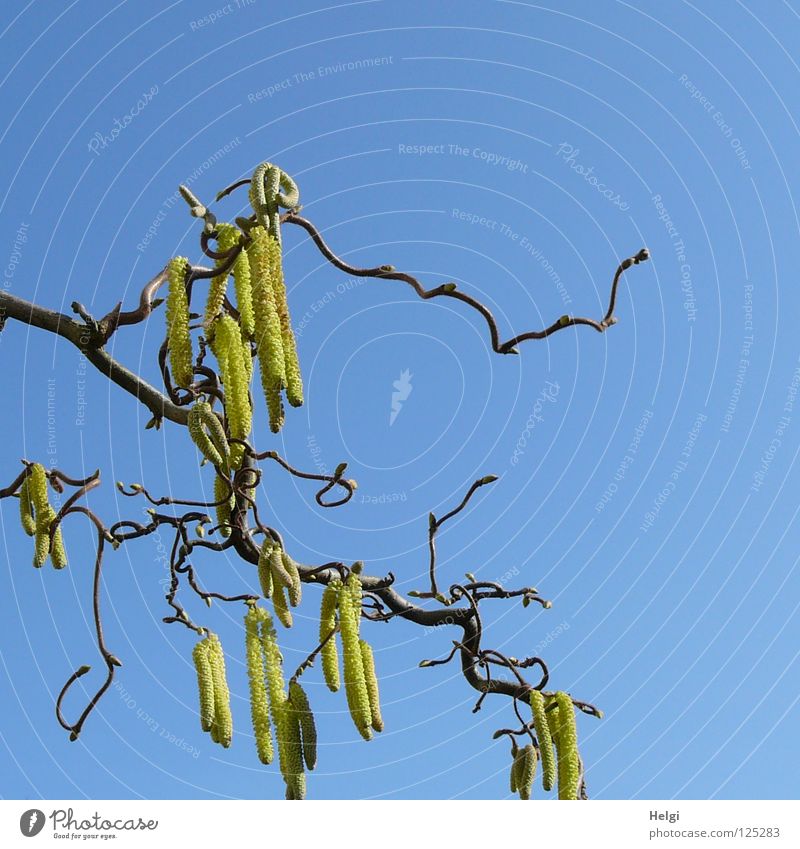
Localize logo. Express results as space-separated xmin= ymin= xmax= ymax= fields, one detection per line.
xmin=389 ymin=369 xmax=413 ymax=426
xmin=19 ymin=809 xmax=45 ymax=837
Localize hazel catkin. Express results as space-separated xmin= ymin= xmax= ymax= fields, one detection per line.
xmin=530 ymin=689 xmax=556 ymax=793
xmin=319 ymin=581 xmax=340 ymax=692
xmin=166 ymin=257 xmax=193 ymax=388
xmin=192 ymin=637 xmax=215 ymax=733
xmin=204 ymin=223 xmax=238 ymax=327
xmin=288 ymin=680 xmax=317 ymax=771
xmin=359 ymin=639 xmax=383 ymax=733
xmin=337 ymin=582 xmax=372 ymax=740
xmin=551 ymin=691 xmax=580 ymax=801
xmin=207 ymin=634 xmax=233 ymax=748
xmin=244 ymin=606 xmax=273 ymax=764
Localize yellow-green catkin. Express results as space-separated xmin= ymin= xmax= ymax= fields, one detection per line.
xmin=280 ymin=550 xmax=302 ymax=608
xmin=337 ymin=582 xmax=372 ymax=740
xmin=347 ymin=567 xmax=363 ymax=635
xmin=214 ymin=314 xmax=252 ymax=469
xmin=281 ymin=697 xmax=306 ymax=800
xmin=288 ymin=680 xmax=317 ymax=771
xmin=517 ymin=744 xmax=537 ymax=800
xmin=551 ymin=691 xmax=580 ymax=801
xmin=359 ymin=639 xmax=383 ymax=733
xmin=319 ymin=581 xmax=340 ymax=692
xmin=265 ymin=234 xmax=303 ymax=408
xmin=28 ymin=464 xmax=66 ymax=569
xmin=207 ymin=634 xmax=233 ymax=748
xmin=188 ymin=402 xmax=230 ymax=471
xmin=257 ymin=541 xmax=273 ymax=599
xmin=530 ymin=689 xmax=556 ymax=793
xmin=259 ymin=612 xmax=300 ymax=795
xmin=245 ymin=606 xmax=273 ymax=764
xmin=232 ymin=244 xmax=255 ymax=340
xmin=166 ymin=257 xmax=193 ymax=388
xmin=205 ymin=223 xmax=239 ymax=327
xmin=509 ymin=743 xmax=521 ymax=794
xmin=214 ymin=474 xmax=234 ymax=538
xmin=266 ymin=543 xmax=293 ymax=628
xmin=193 ymin=637 xmax=215 ymax=733
xmin=19 ymin=478 xmax=35 ymax=536
xmin=247 ymin=225 xmax=286 ymax=433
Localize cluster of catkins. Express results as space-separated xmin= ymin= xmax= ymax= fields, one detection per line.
xmin=18 ymin=462 xmax=67 ymax=569
xmin=191 ymin=558 xmax=382 ymax=799
xmin=165 ymin=162 xmax=304 ymax=447
xmin=509 ymin=690 xmax=582 ymax=800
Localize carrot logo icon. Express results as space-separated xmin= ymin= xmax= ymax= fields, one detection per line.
xmin=390 ymin=369 xmax=413 ymax=426
xmin=19 ymin=809 xmax=45 ymax=837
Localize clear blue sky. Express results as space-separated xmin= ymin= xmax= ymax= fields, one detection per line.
xmin=1 ymin=0 xmax=798 ymax=801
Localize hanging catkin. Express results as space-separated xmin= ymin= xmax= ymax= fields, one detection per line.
xmin=166 ymin=257 xmax=193 ymax=388
xmin=551 ymin=692 xmax=580 ymax=801
xmin=288 ymin=680 xmax=317 ymax=771
xmin=319 ymin=581 xmax=340 ymax=692
xmin=244 ymin=606 xmax=273 ymax=764
xmin=207 ymin=634 xmax=233 ymax=748
xmin=192 ymin=637 xmax=215 ymax=733
xmin=214 ymin=474 xmax=234 ymax=538
xmin=188 ymin=402 xmax=230 ymax=472
xmin=19 ymin=478 xmax=35 ymax=536
xmin=265 ymin=233 xmax=303 ymax=408
xmin=247 ymin=225 xmax=286 ymax=432
xmin=359 ymin=639 xmax=383 ymax=733
xmin=27 ymin=463 xmax=67 ymax=569
xmin=205 ymin=223 xmax=239 ymax=327
xmin=337 ymin=582 xmax=372 ymax=739
xmin=530 ymin=689 xmax=556 ymax=792
xmin=213 ymin=314 xmax=252 ymax=469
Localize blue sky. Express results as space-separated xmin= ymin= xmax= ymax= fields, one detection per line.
xmin=1 ymin=0 xmax=799 ymax=801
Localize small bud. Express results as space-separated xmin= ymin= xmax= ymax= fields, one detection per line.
xmin=559 ymin=315 xmax=570 ymax=326
xmin=351 ymin=561 xmax=364 ymax=576
xmin=347 ymin=478 xmax=358 ymax=490
xmin=333 ymin=462 xmax=348 ymax=478
xmin=419 ymin=660 xmax=432 ymax=668
xmin=479 ymin=474 xmax=498 ymax=485
xmin=434 ymin=593 xmax=447 ymax=604
xmin=77 ymin=665 xmax=91 ymax=676
xmin=108 ymin=655 xmax=122 ymax=667
xmin=428 ymin=512 xmax=437 ymax=530
xmin=522 ymin=596 xmax=530 ymax=608
xmin=442 ymin=282 xmax=457 ymax=292
xmin=543 ymin=600 xmax=552 ymax=609
xmin=408 ymin=590 xmax=421 ymax=598
xmin=130 ymin=483 xmax=143 ymax=492
xmin=465 ymin=572 xmax=476 ymax=582
xmin=196 ymin=524 xmax=205 ymax=538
